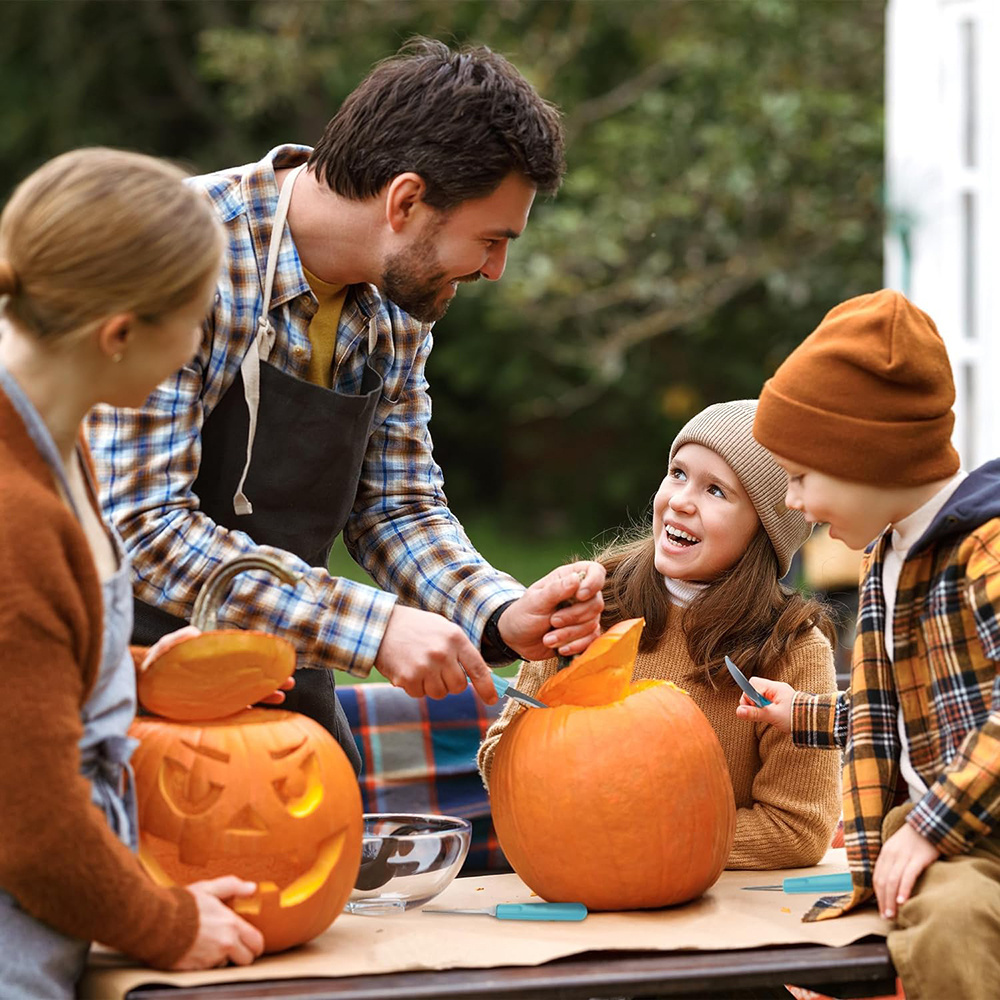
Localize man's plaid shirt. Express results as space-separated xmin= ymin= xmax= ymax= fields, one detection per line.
xmin=790 ymin=460 xmax=1000 ymax=921
xmin=86 ymin=145 xmax=523 ymax=676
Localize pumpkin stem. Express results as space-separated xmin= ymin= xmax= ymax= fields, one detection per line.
xmin=191 ymin=556 xmax=305 ymax=631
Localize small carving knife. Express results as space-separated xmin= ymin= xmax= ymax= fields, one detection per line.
xmin=742 ymin=873 xmax=853 ymax=894
xmin=492 ymin=673 xmax=547 ymax=709
xmin=423 ymin=902 xmax=587 ymax=920
xmin=725 ymin=655 xmax=772 ymax=708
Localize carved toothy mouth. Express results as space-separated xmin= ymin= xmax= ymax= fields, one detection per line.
xmin=140 ymin=827 xmax=349 ymax=912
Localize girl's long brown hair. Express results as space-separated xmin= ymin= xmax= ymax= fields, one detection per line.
xmin=596 ymin=522 xmax=837 ymax=689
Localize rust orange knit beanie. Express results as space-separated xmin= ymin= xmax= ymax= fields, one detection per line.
xmin=754 ymin=289 xmax=959 ymax=486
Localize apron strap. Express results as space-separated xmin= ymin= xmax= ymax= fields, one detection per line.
xmin=234 ymin=162 xmax=306 ymax=516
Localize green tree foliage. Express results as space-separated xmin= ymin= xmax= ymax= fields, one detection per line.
xmin=0 ymin=0 xmax=884 ymax=543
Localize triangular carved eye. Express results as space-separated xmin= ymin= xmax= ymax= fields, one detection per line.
xmin=270 ymin=737 xmax=307 ymax=760
xmin=228 ymin=804 xmax=269 ymax=834
xmin=273 ymin=753 xmax=324 ymax=817
xmin=159 ymin=757 xmax=223 ymax=816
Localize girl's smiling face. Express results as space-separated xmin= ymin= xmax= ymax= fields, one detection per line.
xmin=652 ymin=443 xmax=761 ymax=583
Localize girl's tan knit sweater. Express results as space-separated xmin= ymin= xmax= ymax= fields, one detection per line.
xmin=478 ymin=612 xmax=842 ymax=870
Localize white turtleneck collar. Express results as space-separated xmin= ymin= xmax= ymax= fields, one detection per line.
xmin=663 ymin=576 xmax=708 ymax=608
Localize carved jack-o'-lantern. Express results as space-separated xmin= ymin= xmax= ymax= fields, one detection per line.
xmin=130 ymin=557 xmax=363 ymax=953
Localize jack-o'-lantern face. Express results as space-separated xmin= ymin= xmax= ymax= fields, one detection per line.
xmin=130 ymin=709 xmax=362 ymax=953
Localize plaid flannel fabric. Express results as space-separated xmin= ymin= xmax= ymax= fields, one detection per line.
xmin=793 ymin=510 xmax=1000 ymax=921
xmin=85 ymin=145 xmax=523 ymax=677
xmin=338 ymin=683 xmax=510 ymax=874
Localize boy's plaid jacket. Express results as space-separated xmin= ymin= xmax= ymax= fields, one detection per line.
xmin=86 ymin=145 xmax=524 ymax=677
xmin=791 ymin=459 xmax=1000 ymax=921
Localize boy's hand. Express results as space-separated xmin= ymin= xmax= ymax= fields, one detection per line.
xmin=734 ymin=678 xmax=795 ymax=733
xmin=873 ymin=823 xmax=939 ymax=919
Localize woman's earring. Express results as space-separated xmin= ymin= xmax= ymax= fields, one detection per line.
xmin=112 ymin=352 xmax=124 ymax=364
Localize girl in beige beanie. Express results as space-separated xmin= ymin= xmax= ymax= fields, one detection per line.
xmin=480 ymin=399 xmax=842 ymax=870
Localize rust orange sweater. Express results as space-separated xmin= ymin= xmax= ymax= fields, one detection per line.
xmin=479 ymin=613 xmax=842 ymax=870
xmin=0 ymin=389 xmax=197 ymax=967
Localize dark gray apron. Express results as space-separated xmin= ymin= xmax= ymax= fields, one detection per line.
xmin=133 ymin=164 xmax=373 ymax=774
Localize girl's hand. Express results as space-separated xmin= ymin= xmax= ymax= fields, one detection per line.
xmin=255 ymin=675 xmax=296 ymax=706
xmin=170 ymin=876 xmax=265 ymax=970
xmin=873 ymin=824 xmax=939 ymax=920
xmin=139 ymin=626 xmax=200 ymax=673
xmin=734 ymin=678 xmax=795 ymax=733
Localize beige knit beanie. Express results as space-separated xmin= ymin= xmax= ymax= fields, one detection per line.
xmin=669 ymin=399 xmax=811 ymax=577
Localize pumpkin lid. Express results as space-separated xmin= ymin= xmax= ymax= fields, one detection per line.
xmin=137 ymin=555 xmax=304 ymax=721
xmin=538 ymin=617 xmax=645 ymax=707
xmin=137 ymin=630 xmax=296 ymax=720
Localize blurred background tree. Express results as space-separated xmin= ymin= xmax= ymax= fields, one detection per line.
xmin=0 ymin=0 xmax=884 ymax=580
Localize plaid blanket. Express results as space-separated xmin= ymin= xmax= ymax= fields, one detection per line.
xmin=337 ymin=683 xmax=510 ymax=874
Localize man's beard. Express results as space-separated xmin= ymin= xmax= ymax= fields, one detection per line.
xmin=380 ymin=230 xmax=480 ymax=323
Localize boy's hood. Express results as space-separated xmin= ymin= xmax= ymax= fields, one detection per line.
xmin=912 ymin=458 xmax=1000 ymax=555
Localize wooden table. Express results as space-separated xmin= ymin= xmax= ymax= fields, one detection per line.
xmin=129 ymin=938 xmax=895 ymax=999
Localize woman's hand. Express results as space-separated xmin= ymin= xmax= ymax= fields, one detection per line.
xmin=170 ymin=876 xmax=265 ymax=970
xmin=139 ymin=626 xmax=200 ymax=673
xmin=734 ymin=678 xmax=796 ymax=733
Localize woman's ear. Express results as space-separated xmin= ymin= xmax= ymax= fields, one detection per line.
xmin=384 ymin=172 xmax=429 ymax=233
xmin=95 ymin=313 xmax=134 ymax=363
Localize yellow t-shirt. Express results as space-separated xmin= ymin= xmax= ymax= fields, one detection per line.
xmin=303 ymin=267 xmax=348 ymax=388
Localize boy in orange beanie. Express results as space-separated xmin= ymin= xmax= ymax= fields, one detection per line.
xmin=739 ymin=289 xmax=1000 ymax=1000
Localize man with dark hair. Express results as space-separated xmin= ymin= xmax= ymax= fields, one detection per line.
xmin=87 ymin=37 xmax=601 ymax=771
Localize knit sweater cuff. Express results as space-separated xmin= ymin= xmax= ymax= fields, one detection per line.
xmin=126 ymin=886 xmax=199 ymax=969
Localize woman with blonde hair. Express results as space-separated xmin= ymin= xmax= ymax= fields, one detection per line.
xmin=0 ymin=148 xmax=267 ymax=997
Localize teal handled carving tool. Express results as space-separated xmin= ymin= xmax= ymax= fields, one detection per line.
xmin=742 ymin=873 xmax=853 ymax=893
xmin=492 ymin=672 xmax=547 ymax=709
xmin=725 ymin=655 xmax=772 ymax=708
xmin=423 ymin=902 xmax=587 ymax=920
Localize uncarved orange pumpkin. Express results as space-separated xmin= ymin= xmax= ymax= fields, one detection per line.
xmin=490 ymin=618 xmax=736 ymax=911
xmin=130 ymin=556 xmax=363 ymax=953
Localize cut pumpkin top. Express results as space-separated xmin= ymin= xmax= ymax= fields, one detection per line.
xmin=138 ymin=631 xmax=296 ymax=721
xmin=537 ymin=617 xmax=644 ymax=707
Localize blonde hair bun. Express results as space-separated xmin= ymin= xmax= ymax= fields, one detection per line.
xmin=0 ymin=259 xmax=18 ymax=296
xmin=0 ymin=147 xmax=223 ymax=342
